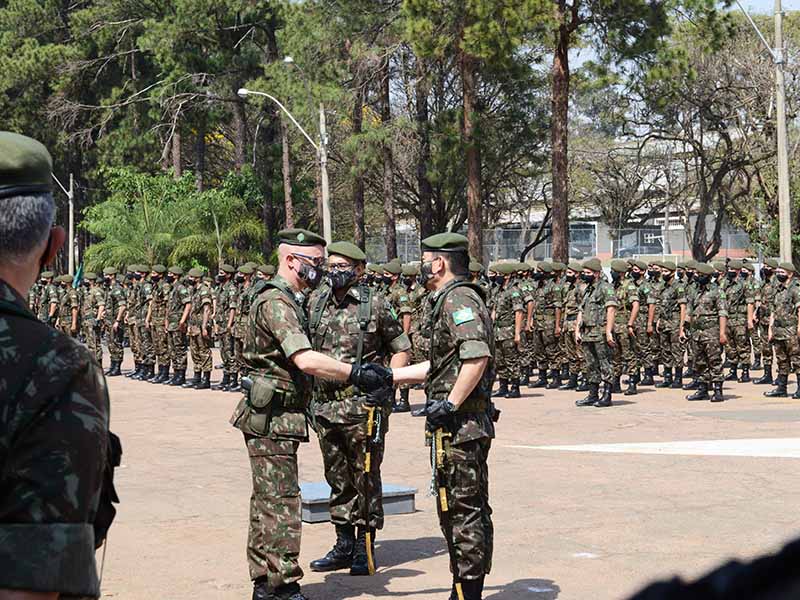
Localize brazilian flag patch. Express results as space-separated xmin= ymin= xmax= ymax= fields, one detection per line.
xmin=453 ymin=307 xmax=475 ymax=325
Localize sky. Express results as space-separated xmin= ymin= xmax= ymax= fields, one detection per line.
xmin=741 ymin=0 xmax=800 ymax=13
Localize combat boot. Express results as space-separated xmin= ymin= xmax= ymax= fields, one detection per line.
xmin=460 ymin=576 xmax=485 ymax=600
xmin=711 ymin=382 xmax=724 ymax=403
xmin=723 ymin=358 xmax=734 ymax=369
xmin=213 ymin=373 xmax=230 ymax=391
xmin=611 ymin=376 xmax=622 ymax=394
xmin=640 ymin=367 xmax=655 ymax=386
xmin=624 ymin=373 xmax=638 ymax=396
xmin=252 ymin=578 xmax=270 ymax=600
xmin=520 ymin=367 xmax=530 ymax=387
xmin=106 ymin=361 xmax=122 ymax=377
xmin=530 ymin=369 xmax=548 ymax=388
xmin=196 ymin=371 xmax=211 ymax=390
xmin=655 ymin=367 xmax=673 ymax=388
xmin=156 ymin=365 xmax=171 ymax=383
xmin=310 ymin=524 xmax=355 ymax=572
xmin=546 ymin=369 xmax=561 ymax=390
xmin=754 ymin=367 xmax=773 ymax=385
xmin=595 ymin=382 xmax=613 ymax=407
xmin=182 ymin=371 xmax=201 ymax=388
xmin=507 ymin=379 xmax=521 ymax=398
xmin=683 ymin=377 xmax=700 ymax=390
xmin=350 ymin=527 xmax=376 ymax=576
xmin=738 ymin=367 xmax=751 ymax=383
xmin=724 ymin=367 xmax=738 ymax=382
xmin=135 ymin=364 xmax=152 ymax=380
xmin=575 ymin=375 xmax=589 ymax=392
xmin=751 ymin=357 xmax=762 ymax=370
xmin=684 ymin=365 xmax=695 ymax=378
xmin=227 ymin=373 xmax=239 ymax=392
xmin=561 ymin=365 xmax=570 ymax=381
xmin=793 ymin=376 xmax=800 ymax=400
xmin=686 ymin=382 xmax=709 ymax=401
xmin=764 ymin=375 xmax=788 ymax=398
xmin=576 ymin=383 xmax=599 ymax=407
xmin=671 ymin=367 xmax=684 ymax=389
xmin=148 ymin=365 xmax=162 ymax=383
xmin=493 ymin=379 xmax=508 ymax=398
xmin=169 ymin=369 xmax=186 ymax=386
xmin=125 ymin=362 xmax=140 ymax=378
xmin=268 ymin=582 xmax=309 ymax=600
xmin=559 ymin=372 xmax=577 ymax=390
xmin=394 ymin=388 xmax=411 ymax=412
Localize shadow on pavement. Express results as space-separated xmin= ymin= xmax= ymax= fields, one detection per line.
xmin=485 ymin=578 xmax=560 ymax=599
xmin=375 ymin=536 xmax=449 ymax=568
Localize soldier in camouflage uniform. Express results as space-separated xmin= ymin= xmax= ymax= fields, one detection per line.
xmin=682 ymin=260 xmax=700 ymax=384
xmin=229 ymin=265 xmax=254 ymax=392
xmin=550 ymin=261 xmax=569 ymax=382
xmin=165 ymin=266 xmax=191 ymax=386
xmin=530 ymin=262 xmax=563 ymax=389
xmin=81 ymin=272 xmax=105 ymax=363
xmin=212 ymin=264 xmax=237 ymax=390
xmin=391 ymin=232 xmax=496 ymax=600
xmin=0 ymin=131 xmax=112 ymax=598
xmin=754 ymin=258 xmax=779 ymax=385
xmin=183 ymin=268 xmax=213 ymax=390
xmin=491 ymin=262 xmax=524 ymax=398
xmin=124 ymin=265 xmax=143 ymax=377
xmin=576 ymin=258 xmax=618 ymax=407
xmin=643 ymin=261 xmax=664 ymax=384
xmin=391 ymin=265 xmax=417 ymax=413
xmin=655 ymin=262 xmax=687 ymax=389
xmin=558 ymin=262 xmax=584 ymax=390
xmin=516 ymin=265 xmax=535 ymax=386
xmin=132 ymin=265 xmax=156 ymax=381
xmin=722 ymin=259 xmax=755 ymax=383
xmin=103 ymin=266 xmax=127 ymax=376
xmin=229 ymin=228 xmax=389 ymax=600
xmin=146 ymin=265 xmax=171 ymax=383
xmin=306 ymin=241 xmax=410 ymax=576
xmin=609 ymin=260 xmax=641 ymax=395
xmin=764 ymin=263 xmax=800 ymax=398
xmin=27 ymin=273 xmax=42 ymax=317
xmin=685 ymin=262 xmax=728 ymax=402
xmin=38 ymin=270 xmax=59 ymax=325
xmin=55 ymin=273 xmax=80 ymax=337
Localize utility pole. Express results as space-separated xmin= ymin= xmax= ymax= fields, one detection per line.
xmin=318 ymin=102 xmax=332 ymax=244
xmin=52 ymin=172 xmax=75 ymax=275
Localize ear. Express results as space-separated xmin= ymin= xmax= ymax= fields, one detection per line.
xmin=42 ymin=226 xmax=66 ymax=266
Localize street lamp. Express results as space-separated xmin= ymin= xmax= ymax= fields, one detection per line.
xmin=237 ymin=87 xmax=332 ymax=244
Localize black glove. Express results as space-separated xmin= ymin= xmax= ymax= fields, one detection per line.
xmin=363 ymin=386 xmax=392 ymax=407
xmin=425 ymin=399 xmax=456 ymax=428
xmin=349 ymin=362 xmax=393 ymax=392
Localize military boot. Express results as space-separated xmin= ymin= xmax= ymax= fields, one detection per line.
xmin=754 ymin=367 xmax=773 ymax=385
xmin=655 ymin=367 xmax=673 ymax=388
xmin=520 ymin=367 xmax=530 ymax=387
xmin=106 ymin=361 xmax=122 ymax=377
xmin=228 ymin=373 xmax=242 ymax=392
xmin=595 ymin=382 xmax=613 ymax=407
xmin=507 ymin=379 xmax=522 ymax=398
xmin=684 ymin=365 xmax=695 ymax=378
xmin=394 ymin=388 xmax=411 ymax=413
xmin=723 ymin=359 xmax=734 ymax=369
xmin=793 ymin=376 xmax=800 ymax=400
xmin=493 ymin=379 xmax=509 ymax=398
xmin=671 ymin=367 xmax=684 ymax=389
xmin=546 ymin=369 xmax=561 ymax=390
xmin=125 ymin=362 xmax=140 ymax=378
xmin=711 ymin=382 xmax=724 ymax=403
xmin=611 ymin=376 xmax=622 ymax=394
xmin=213 ymin=373 xmax=230 ymax=391
xmin=724 ymin=367 xmax=738 ymax=382
xmin=765 ymin=375 xmax=788 ymax=398
xmin=157 ymin=366 xmax=171 ymax=383
xmin=683 ymin=377 xmax=700 ymax=390
xmin=530 ymin=369 xmax=548 ymax=388
xmin=686 ymin=382 xmax=709 ymax=401
xmin=169 ymin=369 xmax=186 ymax=386
xmin=310 ymin=524 xmax=355 ymax=572
xmin=269 ymin=582 xmax=309 ymax=600
xmin=148 ymin=365 xmax=163 ymax=383
xmin=350 ymin=527 xmax=376 ymax=576
xmin=751 ymin=357 xmax=762 ymax=370
xmin=252 ymin=578 xmax=270 ymax=600
xmin=136 ymin=364 xmax=153 ymax=380
xmin=640 ymin=367 xmax=655 ymax=386
xmin=196 ymin=371 xmax=211 ymax=390
xmin=460 ymin=576 xmax=485 ymax=600
xmin=576 ymin=383 xmax=599 ymax=407
xmin=624 ymin=372 xmax=638 ymax=396
xmin=559 ymin=372 xmax=577 ymax=390
xmin=182 ymin=370 xmax=201 ymax=388
xmin=561 ymin=365 xmax=570 ymax=381
xmin=738 ymin=367 xmax=751 ymax=383
xmin=575 ymin=375 xmax=589 ymax=392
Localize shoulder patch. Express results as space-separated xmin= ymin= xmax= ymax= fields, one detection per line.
xmin=511 ymin=292 xmax=520 ymax=297
xmin=452 ymin=307 xmax=475 ymax=326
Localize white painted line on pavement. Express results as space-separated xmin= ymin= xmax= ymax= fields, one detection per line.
xmin=507 ymin=437 xmax=800 ymax=458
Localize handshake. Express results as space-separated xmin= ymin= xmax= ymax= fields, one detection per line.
xmin=349 ymin=363 xmax=394 ymax=407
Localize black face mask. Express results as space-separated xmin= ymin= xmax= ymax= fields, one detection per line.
xmin=417 ymin=261 xmax=435 ymax=287
xmin=762 ymin=269 xmax=773 ymax=281
xmin=402 ymin=277 xmax=414 ymax=287
xmin=580 ymin=273 xmax=595 ymax=284
xmin=696 ymin=274 xmax=711 ymax=286
xmin=777 ymin=273 xmax=789 ymax=283
xmin=165 ymin=275 xmax=175 ymax=284
xmin=565 ymin=274 xmax=576 ymax=284
xmin=663 ymin=272 xmax=674 ymax=282
xmin=726 ymin=271 xmax=737 ymax=281
xmin=297 ymin=261 xmax=323 ymax=290
xmin=629 ymin=271 xmax=642 ymax=281
xmin=104 ymin=277 xmax=113 ymax=286
xmin=647 ymin=270 xmax=660 ymax=281
xmin=740 ymin=271 xmax=749 ymax=280
xmin=215 ymin=275 xmax=226 ymax=284
xmin=611 ymin=271 xmax=622 ymax=284
xmin=329 ymin=268 xmax=357 ymax=291
xmin=686 ymin=272 xmax=695 ymax=282
xmin=133 ymin=273 xmax=142 ymax=281
xmin=382 ymin=276 xmax=393 ymax=286
xmin=126 ymin=273 xmax=135 ymax=281
xmin=235 ymin=275 xmax=245 ymax=284
xmin=490 ymin=275 xmax=504 ymax=285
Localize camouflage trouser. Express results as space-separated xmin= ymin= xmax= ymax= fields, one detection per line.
xmin=647 ymin=329 xmax=661 ymax=369
xmin=435 ymin=436 xmax=493 ymax=580
xmin=560 ymin=321 xmax=582 ymax=374
xmin=219 ymin=330 xmax=236 ymax=375
xmin=659 ymin=324 xmax=683 ymax=369
xmin=694 ymin=326 xmax=723 ymax=384
xmin=128 ymin=319 xmax=141 ymax=363
xmin=139 ymin=323 xmax=155 ymax=366
xmin=244 ymin=435 xmax=303 ymax=588
xmin=495 ymin=339 xmax=520 ymax=381
xmin=636 ymin=325 xmax=653 ymax=370
xmin=83 ymin=322 xmax=102 ymax=364
xmin=316 ymin=413 xmax=385 ymax=529
xmin=188 ymin=333 xmax=212 ymax=372
xmin=106 ymin=321 xmax=124 ymax=362
xmin=725 ymin=320 xmax=750 ymax=369
xmin=168 ymin=329 xmax=188 ymax=370
xmin=685 ymin=324 xmax=697 ymax=372
xmin=531 ymin=317 xmax=559 ymax=372
xmin=523 ymin=329 xmax=536 ymax=370
xmin=757 ymin=320 xmax=772 ymax=367
xmin=582 ymin=338 xmax=614 ymax=385
xmin=152 ymin=324 xmax=169 ymax=369
xmin=612 ymin=322 xmax=638 ymax=377
xmin=234 ymin=335 xmax=248 ymax=376
xmin=773 ymin=336 xmax=800 ymax=376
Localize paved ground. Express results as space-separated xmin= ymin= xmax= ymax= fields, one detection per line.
xmin=101 ymin=352 xmax=800 ymax=599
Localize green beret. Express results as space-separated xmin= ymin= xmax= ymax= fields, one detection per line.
xmin=367 ymin=263 xmax=384 ymax=275
xmin=538 ymin=262 xmax=553 ymax=273
xmin=420 ymin=232 xmax=469 ymax=253
xmin=469 ymin=261 xmax=484 ymax=273
xmin=495 ymin=262 xmax=517 ymax=275
xmin=676 ymin=261 xmax=689 ymax=269
xmin=220 ymin=264 xmax=235 ymax=274
xmin=661 ymin=262 xmax=676 ymax=272
xmin=257 ymin=264 xmax=275 ymax=275
xmin=764 ymin=258 xmax=779 ymax=269
xmin=0 ymin=132 xmax=53 ymax=199
xmin=277 ymin=228 xmax=326 ymax=247
xmin=103 ymin=267 xmax=117 ymax=276
xmin=328 ymin=241 xmax=366 ymax=262
xmin=56 ymin=274 xmax=73 ymax=283
xmin=551 ymin=261 xmax=566 ymax=272
xmin=626 ymin=259 xmax=646 ymax=271
xmin=696 ymin=263 xmax=715 ymax=275
xmin=187 ymin=267 xmax=203 ymax=277
xmin=238 ymin=265 xmax=254 ymax=275
xmin=727 ymin=259 xmax=742 ymax=270
xmin=779 ymin=262 xmax=796 ymax=273
xmin=388 ymin=257 xmax=401 ymax=266
xmin=402 ymin=264 xmax=419 ymax=276
xmin=245 ymin=261 xmax=258 ymax=269
xmin=383 ymin=262 xmax=402 ymax=275
xmin=742 ymin=261 xmax=755 ymax=272
xmin=517 ymin=262 xmax=533 ymax=272
xmin=126 ymin=265 xmax=136 ymax=273
xmin=84 ymin=272 xmax=97 ymax=281
xmin=711 ymin=260 xmax=726 ymax=272
xmin=41 ymin=270 xmax=54 ymax=279
xmin=567 ymin=261 xmax=583 ymax=272
xmin=135 ymin=264 xmax=149 ymax=273
xmin=582 ymin=258 xmax=602 ymax=272
xmin=684 ymin=260 xmax=698 ymax=270
xmin=168 ymin=266 xmax=184 ymax=276
xmin=610 ymin=259 xmax=629 ymax=273
xmin=649 ymin=260 xmax=664 ymax=269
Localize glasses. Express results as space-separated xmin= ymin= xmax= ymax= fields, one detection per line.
xmin=292 ymin=253 xmax=325 ymax=268
xmin=328 ymin=262 xmax=355 ymax=272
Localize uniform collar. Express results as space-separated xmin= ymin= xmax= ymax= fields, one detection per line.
xmin=0 ymin=278 xmax=30 ymax=311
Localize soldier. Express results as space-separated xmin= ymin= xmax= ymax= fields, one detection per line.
xmin=146 ymin=265 xmax=171 ymax=383
xmin=183 ymin=267 xmax=213 ymax=390
xmin=27 ymin=272 xmax=42 ymax=316
xmin=257 ymin=263 xmax=276 ymax=281
xmin=558 ymin=262 xmax=584 ymax=390
xmin=307 ymin=241 xmax=410 ymax=576
xmin=213 ymin=264 xmax=237 ymax=390
xmin=0 ymin=131 xmax=111 ymax=598
xmin=530 ymin=262 xmax=563 ymax=389
xmin=56 ymin=273 xmax=80 ymax=337
xmin=134 ymin=265 xmax=156 ymax=381
xmin=517 ymin=264 xmax=536 ymax=387
xmin=644 ymin=260 xmax=664 ymax=384
xmin=764 ymin=263 xmax=800 ymax=398
xmin=722 ymin=259 xmax=755 ymax=383
xmin=229 ymin=228 xmax=390 ymax=600
xmin=655 ymin=262 xmax=687 ymax=389
xmin=40 ymin=269 xmax=60 ymax=326
xmin=165 ymin=266 xmax=191 ymax=386
xmin=609 ymin=260 xmax=641 ymax=395
xmin=685 ymin=263 xmax=728 ymax=402
xmin=491 ymin=262 xmax=524 ymax=398
xmin=754 ymin=258 xmax=779 ymax=385
xmin=124 ymin=265 xmax=144 ymax=377
xmin=575 ymin=258 xmax=618 ymax=408
xmin=81 ymin=272 xmax=105 ymax=363
xmin=683 ymin=260 xmax=703 ymax=390
xmin=103 ymin=266 xmax=127 ymax=376
xmin=390 ymin=232 xmax=496 ymax=600
xmin=550 ymin=261 xmax=569 ymax=383
xmin=229 ymin=264 xmax=254 ymax=393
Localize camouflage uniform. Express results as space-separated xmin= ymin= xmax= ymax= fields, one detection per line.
xmin=104 ymin=279 xmax=127 ymax=364
xmin=151 ymin=279 xmax=170 ymax=371
xmin=57 ymin=282 xmax=80 ymax=337
xmin=229 ymin=275 xmax=313 ymax=589
xmin=81 ymin=282 xmax=105 ymax=364
xmin=126 ymin=280 xmax=142 ymax=367
xmin=645 ymin=278 xmax=664 ymax=374
xmin=531 ymin=275 xmax=563 ymax=384
xmin=493 ymin=283 xmax=523 ymax=384
xmin=690 ymin=283 xmax=727 ymax=386
xmin=770 ymin=279 xmax=800 ymax=378
xmin=38 ymin=281 xmax=59 ymax=324
xmin=579 ymin=278 xmax=618 ymax=386
xmin=187 ymin=281 xmax=213 ymax=373
xmin=612 ymin=277 xmax=640 ymax=380
xmin=234 ymin=281 xmax=259 ymax=378
xmin=409 ymin=284 xmax=431 ymax=363
xmin=757 ymin=274 xmax=778 ymax=374
xmin=657 ymin=277 xmax=687 ymax=373
xmin=0 ymin=279 xmax=110 ymax=598
xmin=724 ymin=276 xmax=755 ymax=374
xmin=138 ymin=279 xmax=155 ymax=372
xmin=560 ymin=279 xmax=584 ymax=379
xmin=215 ymin=279 xmax=237 ymax=379
xmin=166 ymin=280 xmax=192 ymax=370
xmin=27 ymin=280 xmax=41 ymax=317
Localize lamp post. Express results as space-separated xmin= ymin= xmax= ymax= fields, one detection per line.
xmin=237 ymin=87 xmax=332 ymax=243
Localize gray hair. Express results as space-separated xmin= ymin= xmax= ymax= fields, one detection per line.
xmin=0 ymin=193 xmax=56 ymax=261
